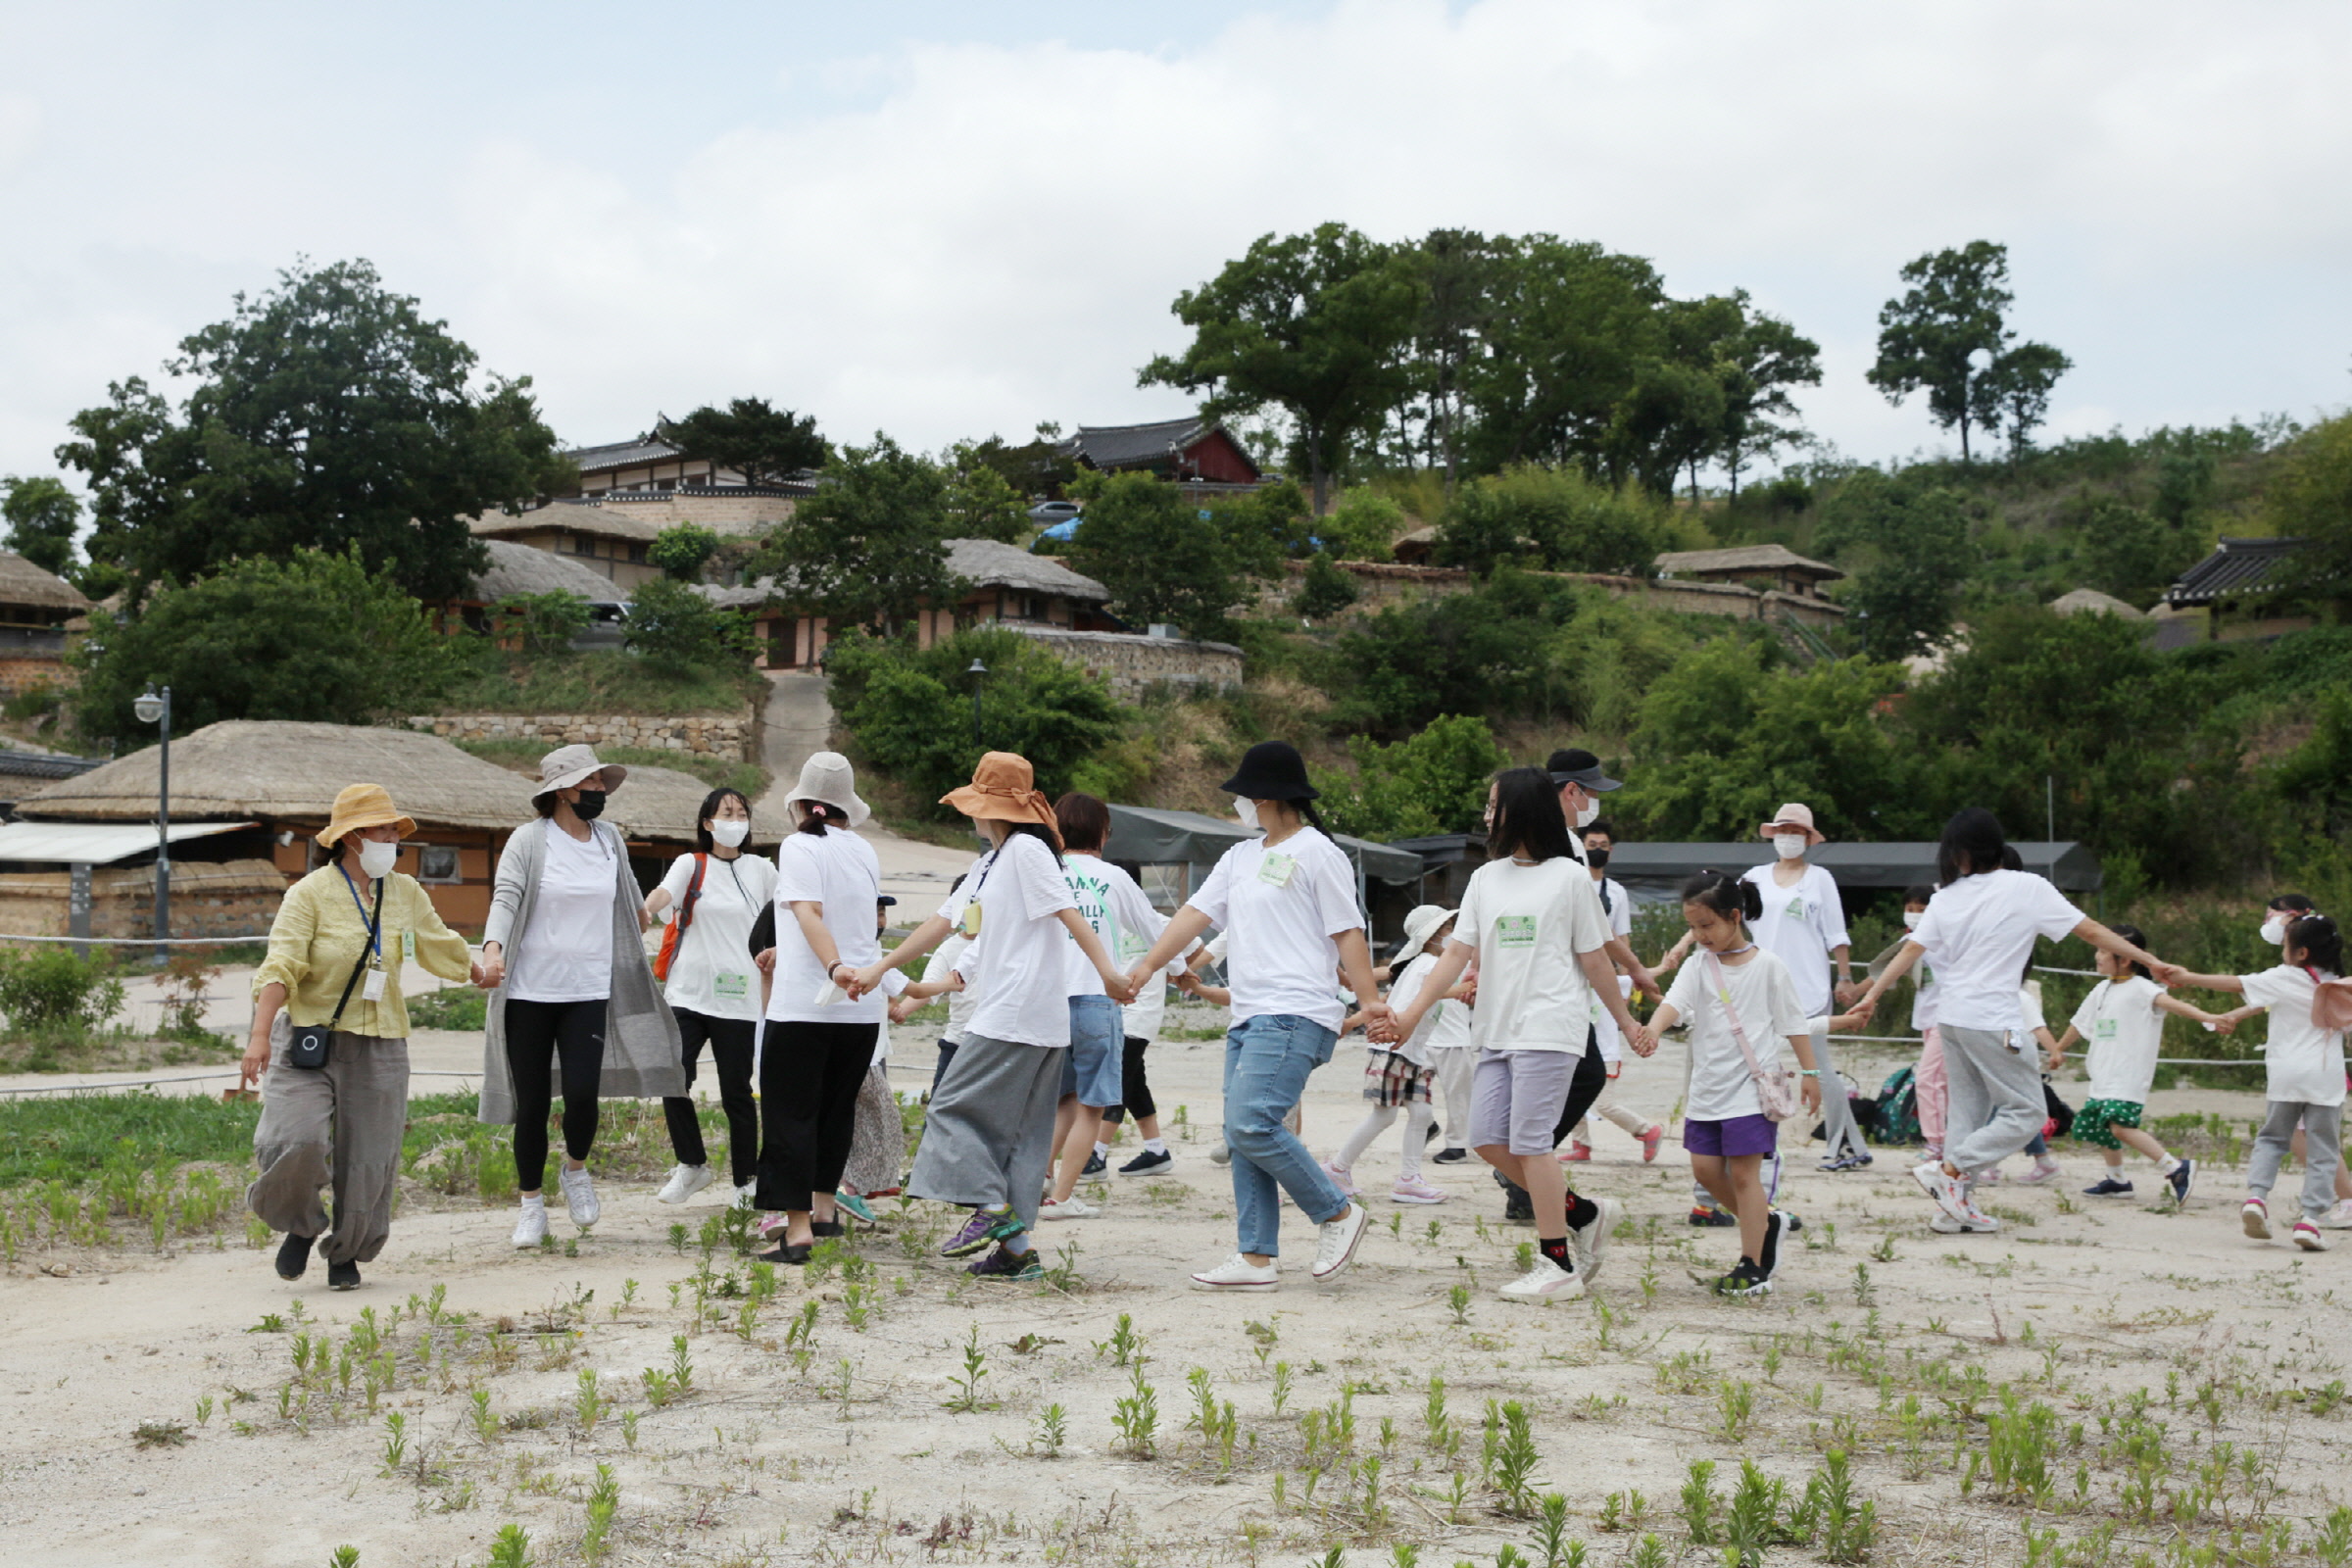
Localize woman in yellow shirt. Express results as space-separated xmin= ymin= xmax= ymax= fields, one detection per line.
xmin=245 ymin=784 xmax=476 ymax=1291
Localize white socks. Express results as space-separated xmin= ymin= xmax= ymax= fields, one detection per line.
xmin=2157 ymin=1155 xmax=2181 ymax=1176
xmin=521 ymin=1193 xmax=545 ymax=1208
xmin=1144 ymin=1138 xmax=1167 ymax=1155
xmin=1094 ymin=1142 xmax=1110 ymax=1159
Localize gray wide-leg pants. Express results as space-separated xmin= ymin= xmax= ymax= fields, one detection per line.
xmin=1811 ymin=1020 xmax=1867 ymax=1161
xmin=907 ymin=1034 xmax=1067 ymax=1232
xmin=247 ymin=1019 xmax=411 ymax=1265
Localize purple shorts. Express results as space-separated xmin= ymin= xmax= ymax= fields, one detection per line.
xmin=1684 ymin=1113 xmax=1779 ymax=1158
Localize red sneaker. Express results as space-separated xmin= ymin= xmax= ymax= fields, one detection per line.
xmin=1558 ymin=1143 xmax=1593 ymax=1163
xmin=1640 ymin=1125 xmax=1664 ymax=1163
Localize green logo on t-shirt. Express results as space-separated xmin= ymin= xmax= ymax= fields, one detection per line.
xmin=1496 ymin=916 xmax=1537 ymax=948
xmin=1784 ymin=898 xmax=1807 ymax=921
xmin=2095 ymin=1018 xmax=2117 ymax=1040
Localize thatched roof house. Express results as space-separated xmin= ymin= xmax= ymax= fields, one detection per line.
xmin=471 ymin=538 xmax=626 ymax=606
xmin=601 ymin=762 xmax=787 ymax=852
xmin=1654 ymin=544 xmax=1844 ymax=598
xmin=2047 ymin=587 xmax=2147 ymax=619
xmin=0 ymin=553 xmax=91 ymax=620
xmin=0 ymin=551 xmax=93 ymax=701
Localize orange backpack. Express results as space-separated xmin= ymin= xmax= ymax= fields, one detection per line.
xmin=652 ymin=854 xmax=708 ymax=983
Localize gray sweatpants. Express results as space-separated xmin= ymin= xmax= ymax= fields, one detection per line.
xmin=2249 ymin=1101 xmax=2343 ymax=1221
xmin=1943 ymin=1024 xmax=2045 ymax=1175
xmin=247 ymin=1020 xmax=411 ymax=1266
xmin=906 ymin=1033 xmax=1066 ymax=1233
xmin=1434 ymin=1048 xmax=1475 ymax=1149
xmin=1811 ymin=1020 xmax=1867 ymax=1161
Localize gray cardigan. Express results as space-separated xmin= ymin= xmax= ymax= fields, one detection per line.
xmin=477 ymin=817 xmax=686 ymax=1126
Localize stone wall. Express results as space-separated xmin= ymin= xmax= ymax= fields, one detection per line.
xmin=1265 ymin=559 xmax=1847 ymax=630
xmin=1004 ymin=626 xmax=1245 ymax=702
xmin=588 ymin=491 xmax=799 ymax=535
xmin=408 ymin=710 xmax=756 ymax=760
xmin=0 ymin=650 xmax=69 ymax=701
xmin=0 ymin=858 xmax=287 ymax=942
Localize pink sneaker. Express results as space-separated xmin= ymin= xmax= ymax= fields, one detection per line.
xmin=1558 ymin=1143 xmax=1593 ymax=1163
xmin=1321 ymin=1160 xmax=1358 ymax=1197
xmin=2019 ymin=1156 xmax=2061 ymax=1186
xmin=1640 ymin=1125 xmax=1664 ymax=1163
xmin=1391 ymin=1176 xmax=1447 ymax=1205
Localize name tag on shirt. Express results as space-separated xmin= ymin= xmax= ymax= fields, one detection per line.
xmin=401 ymin=929 xmax=416 ymax=963
xmin=711 ymin=971 xmax=751 ymax=1003
xmin=958 ymin=905 xmax=983 ymax=938
xmin=363 ymin=967 xmax=387 ymax=1003
xmin=1496 ymin=916 xmax=1537 ymax=949
xmin=1784 ymin=898 xmax=1808 ymax=921
xmin=2095 ymin=1018 xmax=2117 ymax=1039
xmin=1257 ymin=853 xmax=1297 ymax=888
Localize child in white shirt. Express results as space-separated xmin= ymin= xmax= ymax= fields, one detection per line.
xmin=1326 ymin=906 xmax=1458 ymax=1204
xmin=2042 ymin=921 xmax=2214 ymax=1204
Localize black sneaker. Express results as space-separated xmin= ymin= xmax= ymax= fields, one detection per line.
xmin=1117 ymin=1149 xmax=1172 ymax=1177
xmin=1423 ymin=1121 xmax=1440 ymax=1145
xmin=1497 ymin=1175 xmax=1534 ymax=1223
xmin=2082 ymin=1176 xmax=2135 ymax=1197
xmin=966 ymin=1244 xmax=1043 ymax=1282
xmin=2166 ymin=1159 xmax=2195 ymax=1205
xmin=1689 ymin=1206 xmax=1738 ymax=1228
xmin=1432 ymin=1147 xmax=1469 ymax=1165
xmin=275 ymin=1232 xmax=314 ymax=1282
xmin=327 ymin=1259 xmax=361 ymax=1292
xmin=1758 ymin=1210 xmax=1787 ymax=1280
xmin=1713 ymin=1257 xmax=1772 ymax=1298
xmin=1081 ymin=1151 xmax=1107 ymax=1177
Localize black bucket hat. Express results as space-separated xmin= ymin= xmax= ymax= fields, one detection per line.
xmin=1220 ymin=741 xmax=1319 ymax=802
xmin=1545 ymin=747 xmax=1622 ymax=793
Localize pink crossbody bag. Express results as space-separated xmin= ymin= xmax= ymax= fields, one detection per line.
xmin=1704 ymin=950 xmax=1802 ymax=1123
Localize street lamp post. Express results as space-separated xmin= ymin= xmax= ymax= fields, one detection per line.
xmin=966 ymin=659 xmax=989 ymax=747
xmin=133 ymin=684 xmax=171 ymax=964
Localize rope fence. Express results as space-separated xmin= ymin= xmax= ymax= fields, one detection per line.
xmin=0 ymin=1067 xmax=487 ymax=1100
xmin=0 ymin=932 xmax=272 ymax=947
xmin=1827 ymin=1033 xmax=2262 ymax=1068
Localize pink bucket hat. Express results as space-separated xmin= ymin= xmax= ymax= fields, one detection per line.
xmin=1757 ymin=802 xmax=1826 ymax=846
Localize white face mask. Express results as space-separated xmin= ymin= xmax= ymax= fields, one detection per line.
xmin=1901 ymin=909 xmax=1922 ymax=929
xmin=1574 ymin=799 xmax=1599 ymax=829
xmin=2261 ymin=917 xmax=2288 ymax=945
xmin=358 ymin=840 xmax=399 ymax=879
xmin=1773 ymin=833 xmax=1808 ymax=860
xmin=709 ymin=818 xmax=750 ymax=849
xmin=1234 ymin=797 xmax=1262 ymax=833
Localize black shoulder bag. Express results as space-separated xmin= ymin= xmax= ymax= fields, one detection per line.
xmin=289 ymin=878 xmax=384 ymax=1070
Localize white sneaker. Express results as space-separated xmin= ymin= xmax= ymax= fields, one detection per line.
xmin=1498 ymin=1255 xmax=1584 ymax=1302
xmin=2242 ymin=1199 xmax=2273 ymax=1240
xmin=1191 ymin=1253 xmax=1279 ymax=1291
xmin=730 ymin=1183 xmax=758 ymax=1210
xmin=1208 ymin=1142 xmax=1233 ymax=1166
xmin=2295 ymin=1220 xmax=2328 ymax=1252
xmin=1311 ymin=1202 xmax=1369 ymax=1282
xmin=1929 ymin=1211 xmax=1999 ymax=1234
xmin=1913 ymin=1159 xmax=1972 ymax=1223
xmin=2319 ymin=1199 xmax=2352 ymax=1231
xmin=558 ymin=1164 xmax=600 ymax=1228
xmin=1570 ymin=1196 xmax=1623 ymax=1286
xmin=512 ymin=1199 xmax=549 ymax=1249
xmin=1040 ymin=1197 xmax=1096 ymax=1220
xmin=656 ymin=1164 xmax=713 ymax=1205
xmin=1321 ymin=1160 xmax=1358 ymax=1197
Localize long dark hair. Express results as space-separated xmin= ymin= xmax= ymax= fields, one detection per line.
xmin=2288 ymin=914 xmax=2344 ymax=976
xmin=1682 ymin=868 xmax=1763 ymax=924
xmin=795 ymin=800 xmax=849 ymax=837
xmin=1487 ymin=766 xmax=1575 ymax=863
xmin=695 ymin=787 xmax=751 ymax=855
xmin=2107 ymin=922 xmax=2152 ymax=980
xmin=1936 ymin=808 xmax=2008 ymax=884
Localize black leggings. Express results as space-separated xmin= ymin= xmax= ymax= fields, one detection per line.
xmin=504 ymin=997 xmax=608 ymax=1192
xmin=1101 ymin=1036 xmax=1156 ymax=1123
xmin=756 ymin=1019 xmax=880 ymax=1212
xmin=662 ymin=1009 xmax=760 ymax=1186
xmin=1548 ymin=1036 xmax=1609 ymax=1149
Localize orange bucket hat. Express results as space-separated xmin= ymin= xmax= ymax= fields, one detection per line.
xmin=316 ymin=782 xmax=418 ymax=849
xmin=940 ymin=752 xmax=1062 ymax=849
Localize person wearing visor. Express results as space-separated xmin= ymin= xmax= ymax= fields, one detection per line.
xmin=1545 ymin=750 xmax=1662 ymax=999
xmin=477 ymin=745 xmax=685 ymax=1249
xmin=246 ymin=784 xmax=476 ymax=1291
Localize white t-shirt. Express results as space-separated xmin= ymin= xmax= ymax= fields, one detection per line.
xmin=1667 ymin=947 xmax=1808 ymax=1122
xmin=506 ymin=818 xmax=620 ymax=1004
xmin=1741 ymin=863 xmax=1849 ymax=1019
xmin=1449 ymin=856 xmax=1610 ymax=1053
xmin=2014 ymin=978 xmax=2046 ymax=1045
xmin=1906 ymin=870 xmax=2084 ymax=1032
xmin=1385 ymin=952 xmax=1456 ymax=1067
xmin=1062 ymin=855 xmax=1166 ymax=1001
xmin=2241 ymin=965 xmax=2348 ymax=1106
xmin=1592 ymin=874 xmax=1633 ymax=941
xmin=766 ymin=826 xmax=885 ymax=1025
xmin=954 ymin=833 xmax=1081 ymax=1048
xmin=1910 ymin=949 xmax=1940 ymax=1033
xmin=1592 ymin=974 xmax=1636 ymax=1064
xmin=1188 ymin=828 xmax=1362 ymax=1033
xmin=923 ymin=931 xmax=980 ymax=1046
xmin=656 ymin=851 xmax=777 ymax=1022
xmin=2070 ymin=974 xmax=2166 ymax=1104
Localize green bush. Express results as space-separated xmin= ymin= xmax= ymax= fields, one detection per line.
xmin=623 ymin=577 xmax=757 ymax=674
xmin=0 ymin=948 xmax=125 ymax=1034
xmin=1312 ymin=714 xmax=1505 ymax=840
xmin=824 ymin=624 xmax=1127 ymax=818
xmin=1434 ymin=465 xmax=1668 ymax=577
xmin=1319 ymin=488 xmax=1406 ymax=561
xmin=648 ymin=522 xmax=721 ymax=581
xmin=493 ymin=589 xmax=593 ymax=655
xmin=407 ymin=988 xmax=488 ymax=1031
xmin=1294 ymin=554 xmax=1360 ymax=619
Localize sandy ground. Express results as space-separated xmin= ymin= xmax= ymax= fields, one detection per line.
xmin=0 ymin=1009 xmax=2340 ymax=1568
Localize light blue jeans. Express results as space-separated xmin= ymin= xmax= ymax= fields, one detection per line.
xmin=1224 ymin=1013 xmax=1348 ymax=1256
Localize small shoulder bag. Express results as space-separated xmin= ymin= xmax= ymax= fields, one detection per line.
xmin=652 ymin=854 xmax=708 ymax=983
xmin=1704 ymin=949 xmax=1801 ymax=1123
xmin=288 ymin=877 xmax=384 ymax=1070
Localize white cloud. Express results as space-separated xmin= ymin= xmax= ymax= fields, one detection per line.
xmin=3 ymin=0 xmax=2348 ymax=482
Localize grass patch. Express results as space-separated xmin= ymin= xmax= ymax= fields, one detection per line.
xmin=407 ymin=988 xmax=489 ymax=1031
xmin=454 ymin=737 xmax=767 ymax=800
xmin=435 ymin=650 xmax=761 ymax=717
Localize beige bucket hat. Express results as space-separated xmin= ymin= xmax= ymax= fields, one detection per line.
xmin=1392 ymin=903 xmax=1458 ymax=962
xmin=532 ymin=744 xmax=628 ymax=804
xmin=788 ymin=751 xmax=870 ymax=828
xmin=1758 ymin=802 xmax=1826 ymax=845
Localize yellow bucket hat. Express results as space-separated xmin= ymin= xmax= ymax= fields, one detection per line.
xmin=316 ymin=782 xmax=417 ymax=849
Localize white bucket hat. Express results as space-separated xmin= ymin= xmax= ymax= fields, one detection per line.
xmin=788 ymin=751 xmax=870 ymax=828
xmin=532 ymin=744 xmax=627 ymax=804
xmin=1392 ymin=903 xmax=1457 ymax=962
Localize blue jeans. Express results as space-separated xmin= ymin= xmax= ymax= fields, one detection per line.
xmin=1223 ymin=1013 xmax=1348 ymax=1256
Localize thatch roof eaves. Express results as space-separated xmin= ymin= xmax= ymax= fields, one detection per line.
xmin=15 ymin=721 xmax=535 ymax=831
xmin=471 ymin=539 xmax=627 ymax=605
xmin=472 ymin=503 xmax=667 ymax=543
xmin=600 ymin=763 xmax=788 ymax=847
xmin=945 ymin=538 xmax=1107 ymax=601
xmin=1654 ymin=544 xmax=1843 ymax=580
xmin=0 ymin=552 xmax=92 ymax=612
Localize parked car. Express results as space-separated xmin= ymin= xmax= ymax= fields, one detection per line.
xmin=1026 ymin=500 xmax=1081 ymax=526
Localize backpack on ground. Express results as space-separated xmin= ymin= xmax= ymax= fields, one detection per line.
xmin=1873 ymin=1065 xmax=1921 ymax=1146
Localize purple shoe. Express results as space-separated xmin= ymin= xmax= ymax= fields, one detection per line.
xmin=966 ymin=1245 xmax=1043 ymax=1281
xmin=940 ymin=1206 xmax=1024 ymax=1258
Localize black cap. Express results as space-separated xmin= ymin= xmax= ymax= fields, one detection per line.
xmin=1219 ymin=741 xmax=1319 ymax=802
xmin=1545 ymin=747 xmax=1621 ymax=793
xmin=876 ymin=895 xmax=899 ymax=906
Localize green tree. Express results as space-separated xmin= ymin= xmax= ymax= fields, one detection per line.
xmin=0 ymin=475 xmax=79 ymax=577
xmin=1462 ymin=237 xmax=1666 ymax=478
xmin=648 ymin=521 xmax=721 ymax=581
xmin=1435 ymin=465 xmax=1666 ymax=578
xmin=623 ymin=576 xmax=754 ymax=674
xmin=1713 ymin=304 xmax=1823 ymax=498
xmin=754 ymin=434 xmax=956 ymax=634
xmin=2264 ymin=413 xmax=2352 ymax=600
xmin=655 ymin=399 xmax=828 ymax=486
xmin=1408 ymin=228 xmax=1507 ymax=495
xmin=1321 ymin=565 xmax=1587 ymax=738
xmin=942 ymin=458 xmax=1030 ymax=543
xmin=1067 ymin=470 xmax=1283 ymax=639
xmin=57 ymin=259 xmax=570 ymax=602
xmin=492 ymin=590 xmax=592 ymax=655
xmin=1812 ymin=470 xmax=1974 ymax=656
xmin=954 ymin=425 xmax=1077 ymax=502
xmin=1311 ymin=714 xmax=1506 ymax=840
xmin=1294 ymin=553 xmax=1360 ymax=619
xmin=824 ymin=624 xmax=1125 ymax=814
xmin=1319 ymin=487 xmax=1406 ymax=561
xmin=1866 ymin=241 xmax=2066 ymax=464
xmin=2067 ymin=497 xmax=2190 ymax=605
xmin=70 ymin=546 xmax=455 ymax=746
xmin=1142 ymin=223 xmax=1421 ymax=512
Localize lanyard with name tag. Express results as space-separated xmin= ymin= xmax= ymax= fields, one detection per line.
xmin=1257 ymin=852 xmax=1297 ymax=888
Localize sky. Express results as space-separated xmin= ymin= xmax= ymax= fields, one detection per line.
xmin=2 ymin=0 xmax=2347 ymax=492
